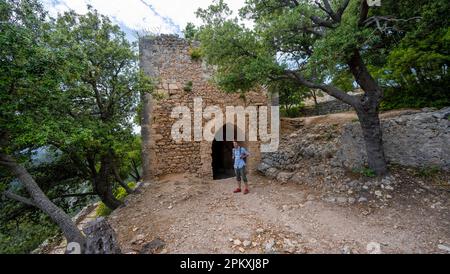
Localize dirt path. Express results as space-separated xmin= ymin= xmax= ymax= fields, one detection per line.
xmin=109 ymin=173 xmax=449 ymax=254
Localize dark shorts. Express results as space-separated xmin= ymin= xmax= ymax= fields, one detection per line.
xmin=235 ymin=166 xmax=248 ymax=183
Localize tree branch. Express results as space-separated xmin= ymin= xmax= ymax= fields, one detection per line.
xmin=315 ymin=0 xmax=339 ymax=22
xmin=358 ymin=0 xmax=369 ymax=27
xmin=287 ymin=71 xmax=359 ymax=107
xmin=310 ymin=15 xmax=335 ymax=28
xmin=3 ymin=191 xmax=37 ymax=207
xmin=336 ymin=0 xmax=350 ymax=21
xmin=56 ymin=192 xmax=97 ymax=199
xmin=364 ymin=16 xmax=422 ymax=33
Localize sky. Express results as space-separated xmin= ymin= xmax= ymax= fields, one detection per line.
xmin=40 ymin=0 xmax=246 ymax=41
xmin=39 ymin=0 xmax=248 ymax=134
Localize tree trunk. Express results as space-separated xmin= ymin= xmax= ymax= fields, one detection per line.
xmin=312 ymin=91 xmax=319 ymax=109
xmin=93 ymin=155 xmax=122 ymax=210
xmin=130 ymin=159 xmax=141 ymax=182
xmin=348 ymin=50 xmax=388 ymax=176
xmin=355 ymin=107 xmax=388 ymax=176
xmin=0 ymin=153 xmax=86 ymax=253
xmin=112 ymin=163 xmax=134 ymax=194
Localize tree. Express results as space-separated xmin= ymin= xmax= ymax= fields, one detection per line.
xmin=269 ymin=79 xmax=309 ymax=117
xmin=194 ymin=0 xmax=409 ymax=176
xmin=1 ymin=1 xmax=152 ymax=253
xmin=114 ymin=136 xmax=143 ymax=183
xmin=372 ymin=0 xmax=450 ymax=109
xmin=183 ymin=22 xmax=199 ymax=40
xmin=0 ymin=0 xmax=86 ymax=252
xmin=47 ymin=7 xmax=152 ymax=209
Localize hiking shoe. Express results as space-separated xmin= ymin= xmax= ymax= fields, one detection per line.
xmin=243 ymin=189 xmax=249 ymax=195
xmin=233 ymin=188 xmax=242 ymax=193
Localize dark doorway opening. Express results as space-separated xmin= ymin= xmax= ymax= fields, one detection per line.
xmin=212 ymin=140 xmax=234 ymax=180
xmin=212 ymin=125 xmax=235 ymax=180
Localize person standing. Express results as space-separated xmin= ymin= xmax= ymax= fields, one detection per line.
xmin=232 ymin=141 xmax=250 ymax=194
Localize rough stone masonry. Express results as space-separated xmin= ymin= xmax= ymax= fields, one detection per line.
xmin=336 ymin=107 xmax=450 ymax=171
xmin=259 ymin=108 xmax=450 ymax=177
xmin=139 ymin=35 xmax=271 ymax=180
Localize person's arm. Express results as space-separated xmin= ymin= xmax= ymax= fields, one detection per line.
xmin=241 ymin=148 xmax=249 ymax=159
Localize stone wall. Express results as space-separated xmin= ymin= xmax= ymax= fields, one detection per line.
xmin=259 ymin=108 xmax=450 ymax=178
xmin=298 ymin=90 xmax=362 ymax=117
xmin=298 ymin=100 xmax=354 ymax=117
xmin=336 ymin=108 xmax=450 ymax=171
xmin=140 ymin=35 xmax=269 ymax=179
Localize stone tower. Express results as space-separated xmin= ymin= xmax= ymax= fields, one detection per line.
xmin=140 ymin=35 xmax=270 ymax=180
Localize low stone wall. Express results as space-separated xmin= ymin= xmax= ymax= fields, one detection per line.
xmin=259 ymin=108 xmax=450 ymax=177
xmin=298 ymin=100 xmax=354 ymax=117
xmin=336 ymin=107 xmax=450 ymax=171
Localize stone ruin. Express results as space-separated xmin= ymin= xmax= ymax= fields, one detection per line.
xmin=139 ymin=35 xmax=273 ymax=180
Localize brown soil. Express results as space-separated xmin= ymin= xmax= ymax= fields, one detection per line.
xmin=109 ymin=173 xmax=449 ymax=254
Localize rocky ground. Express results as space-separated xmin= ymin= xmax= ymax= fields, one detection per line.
xmin=108 ymin=170 xmax=449 ymax=254
xmin=37 ymin=109 xmax=449 ymax=254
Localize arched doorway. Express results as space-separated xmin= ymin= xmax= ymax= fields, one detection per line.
xmin=211 ymin=124 xmax=240 ymax=180
xmin=212 ymin=125 xmax=233 ymax=180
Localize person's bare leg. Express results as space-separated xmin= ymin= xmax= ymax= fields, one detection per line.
xmin=243 ymin=167 xmax=249 ymax=194
xmin=234 ymin=169 xmax=242 ymax=193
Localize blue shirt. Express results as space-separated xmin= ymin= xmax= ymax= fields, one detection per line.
xmin=233 ymin=147 xmax=249 ymax=169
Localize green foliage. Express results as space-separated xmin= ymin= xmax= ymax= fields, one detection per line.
xmin=96 ymin=182 xmax=136 ymax=217
xmin=189 ymin=47 xmax=203 ymax=61
xmin=183 ymin=81 xmax=194 ymax=92
xmin=0 ymin=214 xmax=58 ymax=254
xmin=311 ymin=0 xmax=372 ymax=69
xmin=0 ymin=1 xmax=148 ymax=253
xmin=95 ymin=202 xmax=112 ymax=217
xmin=0 ymin=0 xmax=64 ymax=153
xmin=373 ymin=0 xmax=450 ymax=109
xmin=195 ymin=1 xmax=282 ymax=93
xmin=183 ymin=22 xmax=199 ymax=41
xmin=381 ymin=86 xmax=450 ymax=110
xmin=113 ymin=136 xmax=143 ymax=183
xmin=194 ymin=0 xmax=449 ymax=110
xmin=353 ymin=167 xmax=377 ymax=178
xmin=269 ymin=79 xmax=309 ymax=117
xmin=415 ymin=166 xmax=441 ymax=178
xmin=280 ymin=106 xmax=303 ymax=118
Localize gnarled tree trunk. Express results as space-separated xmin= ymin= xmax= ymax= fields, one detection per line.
xmin=93 ymin=155 xmax=122 ymax=210
xmin=112 ymin=163 xmax=134 ymax=194
xmin=130 ymin=159 xmax=141 ymax=182
xmin=348 ymin=50 xmax=388 ymax=176
xmin=0 ymin=153 xmax=86 ymax=253
xmin=355 ymin=105 xmax=388 ymax=176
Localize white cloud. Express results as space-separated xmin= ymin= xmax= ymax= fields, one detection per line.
xmin=40 ymin=0 xmax=247 ymax=40
xmin=148 ymin=0 xmax=245 ymax=27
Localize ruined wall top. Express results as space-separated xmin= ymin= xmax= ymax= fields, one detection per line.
xmin=139 ymin=34 xmax=205 ymax=81
xmin=139 ymin=34 xmax=195 ymax=49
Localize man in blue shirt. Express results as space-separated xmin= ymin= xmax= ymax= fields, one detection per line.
xmin=232 ymin=141 xmax=250 ymax=194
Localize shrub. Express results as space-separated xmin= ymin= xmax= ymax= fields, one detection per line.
xmin=381 ymin=86 xmax=450 ymax=111
xmin=183 ymin=81 xmax=193 ymax=92
xmin=353 ymin=167 xmax=376 ymax=178
xmin=416 ymin=166 xmax=441 ymax=178
xmin=280 ymin=106 xmax=303 ymax=118
xmin=189 ymin=47 xmax=203 ymax=61
xmin=96 ymin=182 xmax=136 ymax=217
xmin=0 ymin=216 xmax=58 ymax=254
